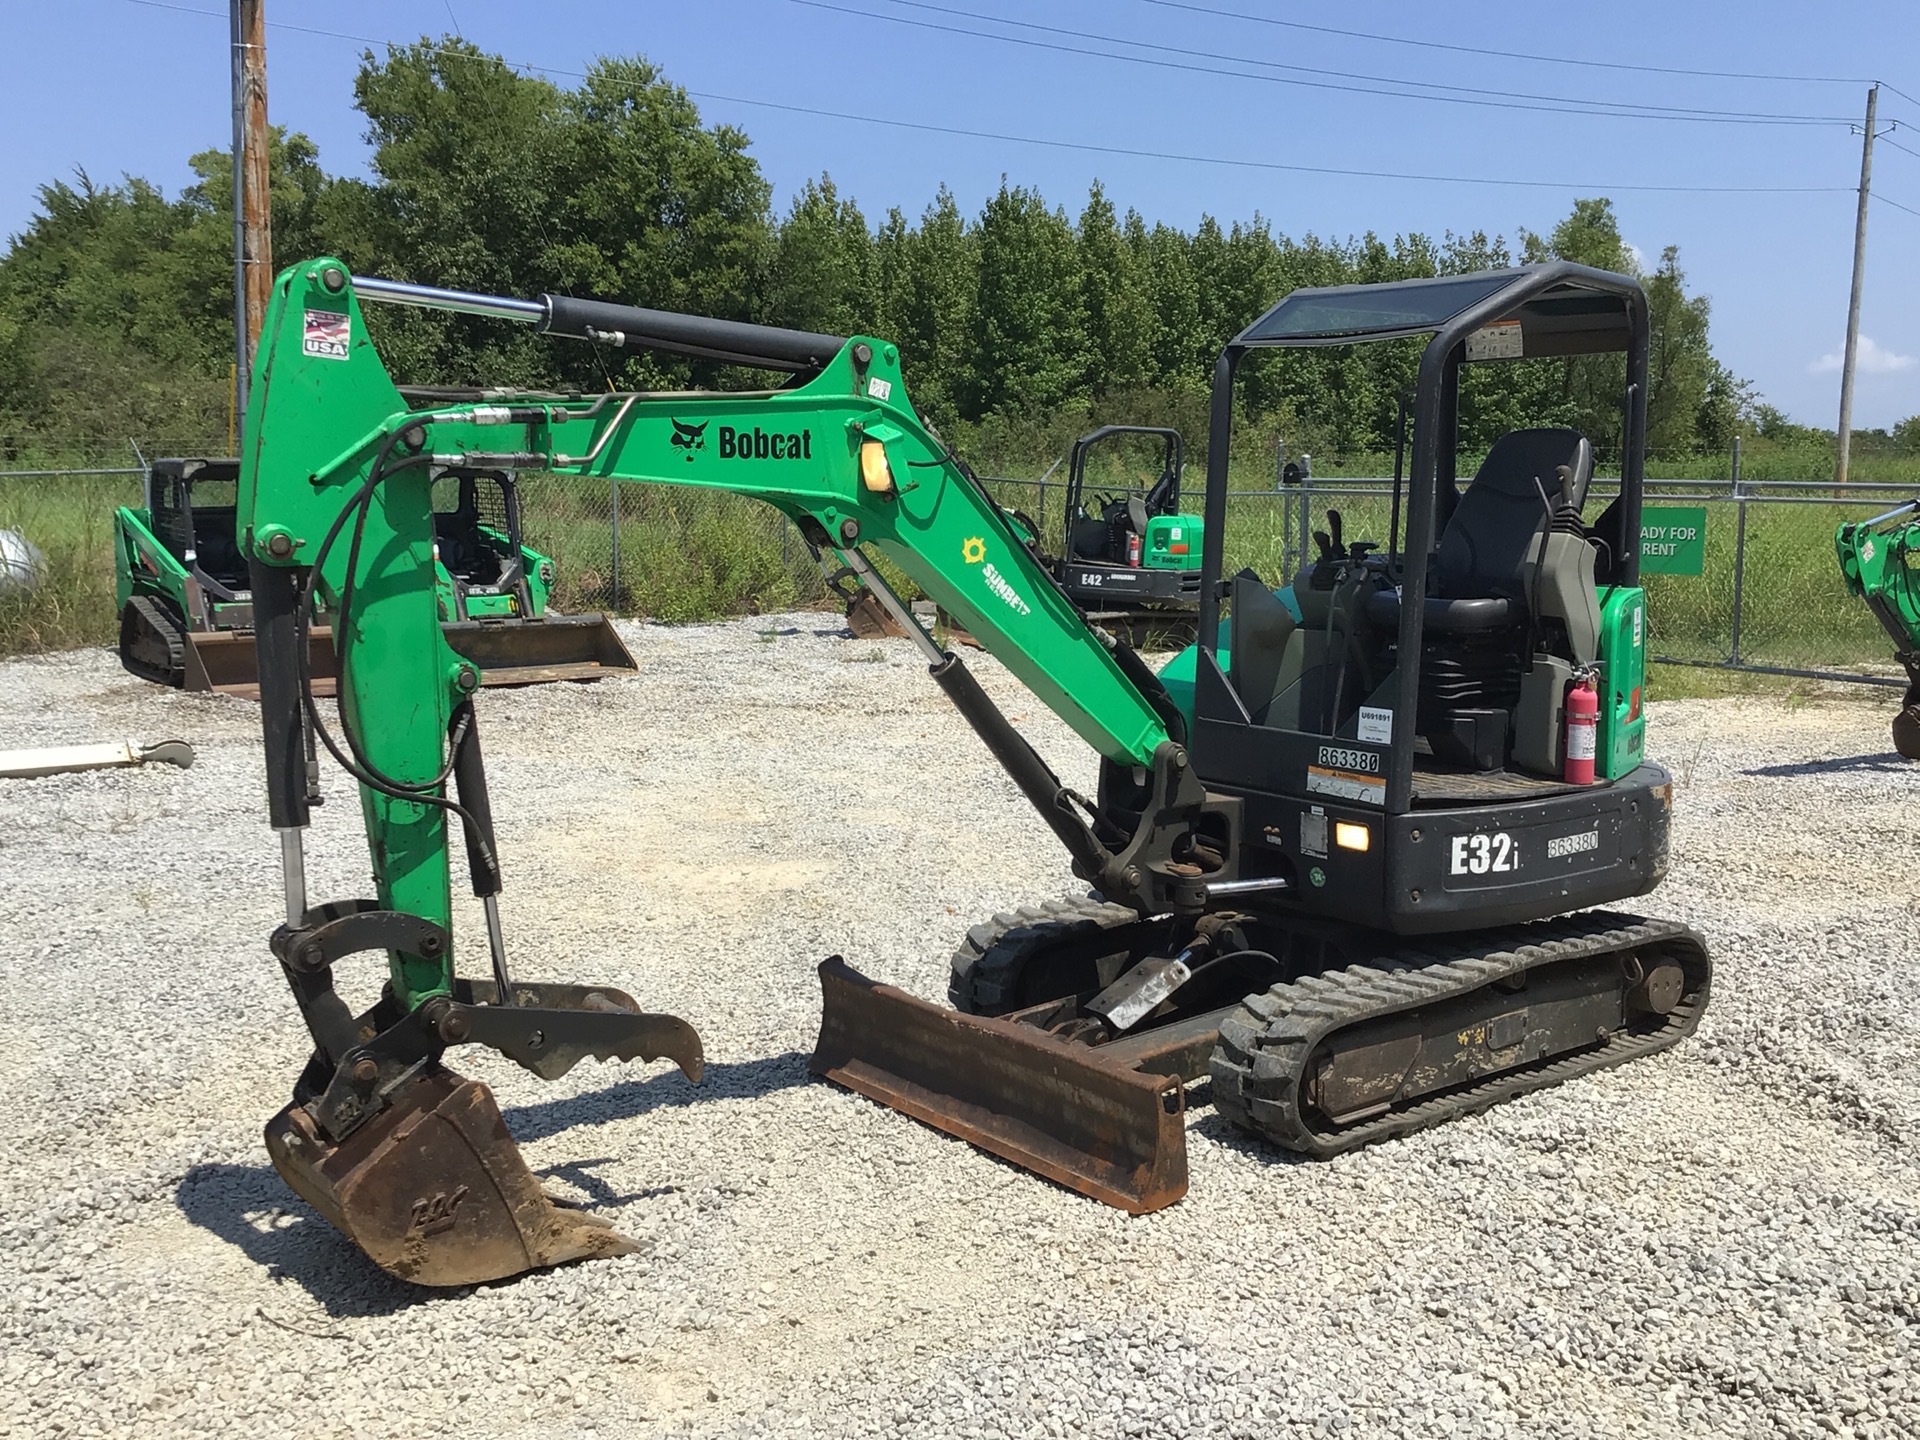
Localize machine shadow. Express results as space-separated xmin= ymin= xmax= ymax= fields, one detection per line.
xmin=1743 ymin=752 xmax=1910 ymax=778
xmin=498 ymin=1050 xmax=814 ymax=1144
xmin=174 ymin=1162 xmax=432 ymax=1319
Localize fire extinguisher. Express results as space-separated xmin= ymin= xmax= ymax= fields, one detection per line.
xmin=1564 ymin=670 xmax=1599 ymax=785
xmin=1126 ymin=532 xmax=1143 ymax=567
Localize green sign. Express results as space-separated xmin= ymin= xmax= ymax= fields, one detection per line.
xmin=1640 ymin=505 xmax=1707 ymax=576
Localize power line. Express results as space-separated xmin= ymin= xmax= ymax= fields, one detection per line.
xmin=1137 ymin=0 xmax=1882 ymax=88
xmin=1881 ymin=133 xmax=1920 ymax=163
xmin=112 ymin=0 xmax=1858 ymax=199
xmin=1872 ymin=192 xmax=1920 ymax=219
xmin=861 ymin=0 xmax=1857 ymax=126
xmin=801 ymin=0 xmax=1855 ymax=127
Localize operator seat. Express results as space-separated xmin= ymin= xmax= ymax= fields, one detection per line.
xmin=1365 ymin=427 xmax=1594 ymax=636
xmin=1364 ymin=428 xmax=1600 ymax=771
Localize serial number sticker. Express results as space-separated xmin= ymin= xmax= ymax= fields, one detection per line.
xmin=1306 ymin=765 xmax=1385 ymax=806
xmin=1316 ymin=744 xmax=1381 ymax=774
xmin=1547 ymin=828 xmax=1600 ymax=859
xmin=1357 ymin=706 xmax=1393 ymax=744
xmin=1450 ymin=831 xmax=1519 ymax=875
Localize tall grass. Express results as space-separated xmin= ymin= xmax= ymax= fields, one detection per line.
xmin=0 ymin=471 xmax=139 ymax=656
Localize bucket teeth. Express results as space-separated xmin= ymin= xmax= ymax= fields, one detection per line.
xmin=266 ymin=1067 xmax=636 ymax=1287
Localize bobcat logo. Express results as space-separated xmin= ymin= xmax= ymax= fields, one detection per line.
xmin=670 ymin=419 xmax=709 ymax=460
xmin=408 ymin=1185 xmax=470 ymax=1238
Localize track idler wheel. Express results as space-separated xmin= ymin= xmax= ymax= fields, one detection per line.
xmin=266 ymin=1066 xmax=636 ymax=1287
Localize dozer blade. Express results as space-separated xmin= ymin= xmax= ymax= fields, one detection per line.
xmin=184 ymin=614 xmax=638 ymax=699
xmin=265 ymin=1066 xmax=637 ymax=1287
xmin=810 ymin=957 xmax=1187 ymax=1214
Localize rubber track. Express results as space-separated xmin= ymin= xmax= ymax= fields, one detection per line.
xmin=948 ymin=895 xmax=1145 ymax=1015
xmin=118 ymin=596 xmax=188 ymax=688
xmin=1209 ymin=910 xmax=1711 ymax=1157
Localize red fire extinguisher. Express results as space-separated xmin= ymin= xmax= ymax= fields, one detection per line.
xmin=1126 ymin=532 xmax=1143 ymax=567
xmin=1564 ymin=671 xmax=1599 ymax=785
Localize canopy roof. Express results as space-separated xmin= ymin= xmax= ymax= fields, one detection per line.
xmin=1234 ymin=262 xmax=1640 ymax=358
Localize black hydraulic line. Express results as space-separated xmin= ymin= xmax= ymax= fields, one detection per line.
xmin=928 ymin=651 xmax=1113 ymax=879
xmin=539 ymin=295 xmax=843 ymax=373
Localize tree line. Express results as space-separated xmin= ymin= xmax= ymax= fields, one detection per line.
xmin=0 ymin=37 xmax=1885 ymax=466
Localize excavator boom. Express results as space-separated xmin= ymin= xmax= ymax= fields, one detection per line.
xmin=238 ymin=260 xmax=1212 ymax=1280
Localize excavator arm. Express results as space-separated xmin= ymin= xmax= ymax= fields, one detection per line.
xmin=237 ymin=260 xmax=1230 ymax=1282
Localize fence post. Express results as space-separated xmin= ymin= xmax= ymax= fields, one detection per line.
xmin=1728 ymin=435 xmax=1747 ymax=665
xmin=609 ymin=478 xmax=622 ymax=611
xmin=1297 ymin=477 xmax=1312 ymax=580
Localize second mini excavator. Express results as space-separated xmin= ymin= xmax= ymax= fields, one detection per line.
xmin=232 ymin=258 xmax=1709 ymax=1285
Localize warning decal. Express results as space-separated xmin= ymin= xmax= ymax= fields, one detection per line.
xmin=303 ymin=308 xmax=351 ymax=360
xmin=1305 ymin=764 xmax=1386 ymax=807
xmin=1466 ymin=319 xmax=1523 ymax=362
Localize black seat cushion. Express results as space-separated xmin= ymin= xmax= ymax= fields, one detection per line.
xmin=1365 ymin=589 xmax=1511 ymax=634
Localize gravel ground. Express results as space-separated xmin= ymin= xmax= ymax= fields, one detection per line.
xmin=2 ymin=615 xmax=1917 ymax=1440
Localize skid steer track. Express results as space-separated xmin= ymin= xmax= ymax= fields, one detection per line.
xmin=1210 ymin=911 xmax=1711 ymax=1156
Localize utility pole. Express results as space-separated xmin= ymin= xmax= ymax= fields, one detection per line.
xmin=230 ymin=0 xmax=271 ymax=427
xmin=1835 ymin=83 xmax=1879 ymax=487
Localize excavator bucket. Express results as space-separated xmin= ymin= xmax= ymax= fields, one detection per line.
xmin=810 ymin=958 xmax=1188 ymax=1214
xmin=182 ymin=615 xmax=638 ymax=698
xmin=264 ymin=1066 xmax=637 ymax=1287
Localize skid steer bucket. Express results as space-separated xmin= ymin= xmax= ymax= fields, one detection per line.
xmin=265 ymin=1066 xmax=637 ymax=1287
xmin=183 ymin=614 xmax=638 ymax=699
xmin=810 ymin=958 xmax=1188 ymax=1214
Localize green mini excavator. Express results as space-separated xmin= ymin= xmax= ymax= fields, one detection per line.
xmin=233 ymin=257 xmax=1709 ymax=1286
xmin=1836 ymin=498 xmax=1920 ymax=758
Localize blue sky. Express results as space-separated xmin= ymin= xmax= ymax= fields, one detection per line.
xmin=7 ymin=0 xmax=1920 ymax=431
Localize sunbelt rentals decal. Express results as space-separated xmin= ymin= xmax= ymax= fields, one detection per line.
xmin=963 ymin=536 xmax=1032 ymax=617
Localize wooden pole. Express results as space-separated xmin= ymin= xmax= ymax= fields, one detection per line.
xmin=230 ymin=0 xmax=271 ymax=429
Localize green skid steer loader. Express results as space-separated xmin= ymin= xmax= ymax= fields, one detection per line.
xmin=114 ymin=457 xmax=635 ymax=696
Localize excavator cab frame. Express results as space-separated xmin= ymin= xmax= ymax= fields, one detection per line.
xmin=1176 ymin=264 xmax=1667 ymax=933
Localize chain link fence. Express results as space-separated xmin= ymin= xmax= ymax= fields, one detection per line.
xmin=4 ymin=443 xmax=1917 ymax=687
xmin=979 ymin=469 xmax=1919 ymax=686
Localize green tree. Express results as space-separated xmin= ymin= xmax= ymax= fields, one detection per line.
xmin=1075 ymin=182 xmax=1151 ymax=394
xmin=969 ymin=181 xmax=1086 ymax=414
xmin=896 ymin=186 xmax=977 ymax=427
xmin=765 ymin=174 xmax=871 ymax=335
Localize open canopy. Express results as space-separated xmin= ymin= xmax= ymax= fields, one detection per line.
xmin=1234 ymin=262 xmax=1639 ymax=358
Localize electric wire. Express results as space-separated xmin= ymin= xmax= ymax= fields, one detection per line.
xmin=1137 ymin=0 xmax=1889 ymax=89
xmin=1872 ymin=192 xmax=1920 ymax=219
xmin=856 ymin=0 xmax=1860 ymax=126
xmin=114 ymin=0 xmax=1866 ymax=196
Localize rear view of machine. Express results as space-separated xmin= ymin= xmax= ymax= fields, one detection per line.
xmin=1050 ymin=425 xmax=1204 ymax=630
xmin=114 ymin=456 xmax=634 ymax=694
xmin=1836 ymin=498 xmax=1920 ymax=758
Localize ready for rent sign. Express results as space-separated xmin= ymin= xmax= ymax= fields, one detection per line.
xmin=1640 ymin=506 xmax=1706 ymax=576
